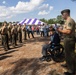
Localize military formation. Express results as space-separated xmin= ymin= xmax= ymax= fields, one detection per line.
xmin=0 ymin=22 xmax=27 ymax=51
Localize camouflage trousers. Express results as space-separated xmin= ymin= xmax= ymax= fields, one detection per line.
xmin=2 ymin=34 xmax=9 ymax=50
xmin=12 ymin=34 xmax=17 ymax=47
xmin=18 ymin=32 xmax=22 ymax=43
xmin=64 ymin=38 xmax=76 ymax=73
xmin=8 ymin=33 xmax=12 ymax=43
xmin=23 ymin=31 xmax=27 ymax=40
xmin=1 ymin=34 xmax=3 ymax=45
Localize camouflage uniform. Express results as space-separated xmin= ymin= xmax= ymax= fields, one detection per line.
xmin=1 ymin=23 xmax=10 ymax=50
xmin=23 ymin=25 xmax=27 ymax=40
xmin=15 ymin=25 xmax=18 ymax=40
xmin=63 ymin=17 xmax=76 ymax=73
xmin=8 ymin=23 xmax=12 ymax=43
xmin=18 ymin=25 xmax=22 ymax=43
xmin=0 ymin=27 xmax=3 ymax=45
xmin=11 ymin=25 xmax=17 ymax=47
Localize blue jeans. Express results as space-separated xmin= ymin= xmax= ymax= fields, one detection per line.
xmin=42 ymin=44 xmax=51 ymax=56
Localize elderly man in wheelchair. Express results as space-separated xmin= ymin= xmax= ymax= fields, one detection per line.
xmin=40 ymin=28 xmax=64 ymax=62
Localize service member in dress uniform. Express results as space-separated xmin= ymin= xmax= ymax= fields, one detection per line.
xmin=58 ymin=9 xmax=76 ymax=75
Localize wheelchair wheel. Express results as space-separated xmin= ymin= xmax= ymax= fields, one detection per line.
xmin=51 ymin=44 xmax=64 ymax=57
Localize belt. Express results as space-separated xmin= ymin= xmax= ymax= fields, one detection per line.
xmin=64 ymin=37 xmax=75 ymax=41
xmin=64 ymin=36 xmax=75 ymax=39
xmin=2 ymin=34 xmax=7 ymax=35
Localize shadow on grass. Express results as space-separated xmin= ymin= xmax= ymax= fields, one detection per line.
xmin=0 ymin=55 xmax=12 ymax=60
xmin=0 ymin=50 xmax=18 ymax=56
xmin=11 ymin=44 xmax=23 ymax=49
xmin=1 ymin=58 xmax=56 ymax=75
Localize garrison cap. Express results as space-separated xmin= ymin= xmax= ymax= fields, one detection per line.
xmin=61 ymin=9 xmax=70 ymax=14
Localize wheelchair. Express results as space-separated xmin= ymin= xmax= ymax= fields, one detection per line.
xmin=46 ymin=43 xmax=64 ymax=61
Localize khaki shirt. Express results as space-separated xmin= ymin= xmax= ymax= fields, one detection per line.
xmin=18 ymin=27 xmax=22 ymax=33
xmin=8 ymin=25 xmax=12 ymax=34
xmin=11 ymin=26 xmax=17 ymax=34
xmin=23 ymin=26 xmax=26 ymax=32
xmin=63 ymin=17 xmax=75 ymax=38
xmin=1 ymin=26 xmax=8 ymax=34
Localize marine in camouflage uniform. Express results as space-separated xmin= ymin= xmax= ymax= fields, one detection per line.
xmin=1 ymin=22 xmax=10 ymax=51
xmin=15 ymin=24 xmax=18 ymax=40
xmin=0 ymin=26 xmax=3 ymax=45
xmin=58 ymin=9 xmax=76 ymax=75
xmin=23 ymin=23 xmax=27 ymax=40
xmin=11 ymin=24 xmax=17 ymax=47
xmin=18 ymin=24 xmax=22 ymax=43
xmin=8 ymin=22 xmax=12 ymax=43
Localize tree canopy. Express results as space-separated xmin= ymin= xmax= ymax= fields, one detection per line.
xmin=40 ymin=15 xmax=63 ymax=24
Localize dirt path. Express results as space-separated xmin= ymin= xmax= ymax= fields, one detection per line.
xmin=0 ymin=35 xmax=66 ymax=75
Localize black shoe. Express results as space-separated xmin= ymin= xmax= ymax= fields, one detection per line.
xmin=61 ymin=64 xmax=67 ymax=68
xmin=4 ymin=49 xmax=8 ymax=51
xmin=64 ymin=72 xmax=75 ymax=75
xmin=39 ymin=56 xmax=46 ymax=61
xmin=8 ymin=48 xmax=11 ymax=50
xmin=4 ymin=48 xmax=10 ymax=51
xmin=46 ymin=56 xmax=51 ymax=62
xmin=15 ymin=44 xmax=18 ymax=46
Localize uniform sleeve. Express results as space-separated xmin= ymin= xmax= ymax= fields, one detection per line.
xmin=18 ymin=27 xmax=20 ymax=32
xmin=23 ymin=27 xmax=25 ymax=31
xmin=1 ymin=27 xmax=4 ymax=33
xmin=17 ymin=27 xmax=19 ymax=31
xmin=66 ymin=20 xmax=72 ymax=30
xmin=0 ymin=29 xmax=1 ymax=34
xmin=11 ymin=28 xmax=14 ymax=33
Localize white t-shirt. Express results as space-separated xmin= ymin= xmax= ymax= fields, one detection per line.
xmin=40 ymin=26 xmax=44 ymax=31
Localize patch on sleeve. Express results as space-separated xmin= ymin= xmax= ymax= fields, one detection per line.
xmin=68 ymin=23 xmax=72 ymax=27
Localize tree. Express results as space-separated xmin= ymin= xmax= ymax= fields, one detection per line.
xmin=48 ymin=19 xmax=54 ymax=24
xmin=56 ymin=15 xmax=63 ymax=23
xmin=57 ymin=15 xmax=62 ymax=20
xmin=0 ymin=22 xmax=3 ymax=27
xmin=40 ymin=15 xmax=64 ymax=24
xmin=40 ymin=18 xmax=47 ymax=23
